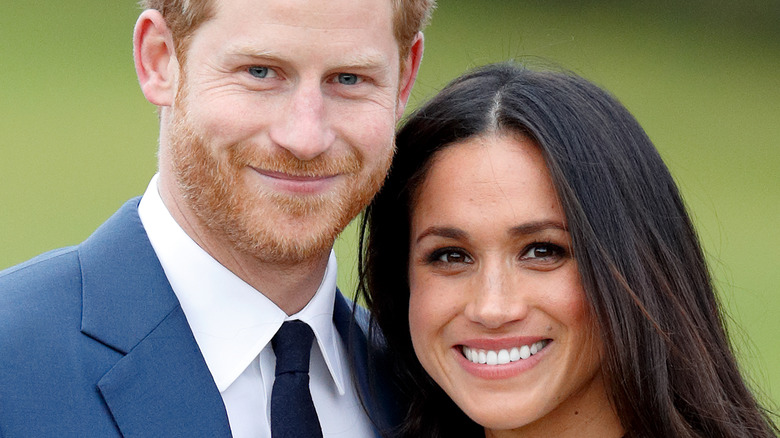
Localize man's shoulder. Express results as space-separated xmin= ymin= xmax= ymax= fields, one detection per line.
xmin=0 ymin=245 xmax=80 ymax=282
xmin=0 ymin=197 xmax=144 ymax=330
xmin=0 ymin=244 xmax=92 ymax=406
xmin=0 ymin=246 xmax=83 ymax=324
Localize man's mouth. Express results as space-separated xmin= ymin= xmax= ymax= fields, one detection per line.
xmin=252 ymin=168 xmax=338 ymax=181
xmin=461 ymin=340 xmax=551 ymax=366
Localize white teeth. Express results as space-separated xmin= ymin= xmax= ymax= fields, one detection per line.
xmin=486 ymin=350 xmax=498 ymax=365
xmin=462 ymin=340 xmax=549 ymax=366
xmin=497 ymin=349 xmax=510 ymax=365
xmin=519 ymin=345 xmax=531 ymax=359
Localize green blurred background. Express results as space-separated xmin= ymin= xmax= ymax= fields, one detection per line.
xmin=1 ymin=0 xmax=777 ymax=410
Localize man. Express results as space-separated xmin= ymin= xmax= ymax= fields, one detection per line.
xmin=0 ymin=0 xmax=432 ymax=436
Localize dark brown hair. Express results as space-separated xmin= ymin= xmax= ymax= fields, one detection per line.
xmin=358 ymin=63 xmax=779 ymax=437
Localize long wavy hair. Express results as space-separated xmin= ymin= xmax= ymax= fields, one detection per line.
xmin=357 ymin=63 xmax=778 ymax=437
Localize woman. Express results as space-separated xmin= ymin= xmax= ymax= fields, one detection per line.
xmin=357 ymin=63 xmax=778 ymax=437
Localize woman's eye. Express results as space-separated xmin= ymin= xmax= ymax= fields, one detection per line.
xmin=520 ymin=243 xmax=564 ymax=261
xmin=429 ymin=248 xmax=472 ymax=265
xmin=335 ymin=73 xmax=361 ymax=85
xmin=248 ymin=66 xmax=276 ymax=79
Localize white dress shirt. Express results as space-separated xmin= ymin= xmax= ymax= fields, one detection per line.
xmin=137 ymin=175 xmax=375 ymax=438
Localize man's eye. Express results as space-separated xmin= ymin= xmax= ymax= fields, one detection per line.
xmin=336 ymin=73 xmax=361 ymax=85
xmin=248 ymin=66 xmax=275 ymax=79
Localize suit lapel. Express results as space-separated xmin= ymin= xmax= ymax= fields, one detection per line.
xmin=96 ymin=306 xmax=232 ymax=436
xmin=79 ymin=198 xmax=231 ymax=437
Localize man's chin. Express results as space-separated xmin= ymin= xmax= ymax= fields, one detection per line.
xmin=236 ymin=233 xmax=336 ymax=265
xmin=228 ymin=213 xmax=344 ymax=264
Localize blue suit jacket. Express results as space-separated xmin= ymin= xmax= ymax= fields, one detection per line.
xmin=0 ymin=198 xmax=399 ymax=437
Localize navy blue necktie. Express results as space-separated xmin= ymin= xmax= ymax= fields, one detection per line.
xmin=271 ymin=320 xmax=323 ymax=438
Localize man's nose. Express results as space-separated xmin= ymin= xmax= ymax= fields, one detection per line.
xmin=464 ymin=266 xmax=529 ymax=329
xmin=268 ymin=83 xmax=336 ymax=161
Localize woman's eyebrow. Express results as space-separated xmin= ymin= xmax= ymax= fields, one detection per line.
xmin=414 ymin=226 xmax=467 ymax=244
xmin=508 ymin=221 xmax=568 ymax=236
xmin=414 ymin=221 xmax=568 ymax=243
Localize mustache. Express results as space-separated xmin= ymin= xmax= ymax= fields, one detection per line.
xmin=230 ymin=143 xmax=362 ymax=177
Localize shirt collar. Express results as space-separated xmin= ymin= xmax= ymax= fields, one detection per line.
xmin=137 ymin=174 xmax=346 ymax=394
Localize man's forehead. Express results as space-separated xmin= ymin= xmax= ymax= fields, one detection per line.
xmin=189 ymin=0 xmax=401 ymax=69
xmin=209 ymin=0 xmax=395 ymax=32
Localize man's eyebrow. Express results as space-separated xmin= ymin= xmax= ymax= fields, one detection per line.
xmin=414 ymin=226 xmax=468 ymax=244
xmin=508 ymin=221 xmax=568 ymax=236
xmin=224 ymin=46 xmax=390 ymax=70
xmin=224 ymin=45 xmax=279 ymax=59
xmin=338 ymin=52 xmax=391 ymax=70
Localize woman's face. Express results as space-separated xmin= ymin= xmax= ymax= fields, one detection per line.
xmin=408 ymin=133 xmax=614 ymax=435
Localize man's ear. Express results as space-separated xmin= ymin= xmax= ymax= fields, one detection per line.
xmin=396 ymin=32 xmax=425 ymax=120
xmin=134 ymin=9 xmax=178 ymax=107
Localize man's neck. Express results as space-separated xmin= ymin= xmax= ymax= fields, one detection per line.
xmin=217 ymin=246 xmax=330 ymax=316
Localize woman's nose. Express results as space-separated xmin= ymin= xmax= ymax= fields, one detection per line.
xmin=463 ymin=267 xmax=529 ymax=329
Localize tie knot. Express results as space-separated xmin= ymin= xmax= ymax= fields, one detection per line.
xmin=272 ymin=320 xmax=315 ymax=376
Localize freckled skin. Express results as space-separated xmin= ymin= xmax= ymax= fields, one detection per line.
xmin=146 ymin=0 xmax=421 ymax=312
xmin=408 ymin=133 xmax=622 ymax=437
xmin=160 ymin=0 xmax=403 ymax=258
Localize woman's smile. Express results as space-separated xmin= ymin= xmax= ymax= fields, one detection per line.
xmin=460 ymin=339 xmax=551 ymax=366
xmin=408 ymin=132 xmax=605 ymax=433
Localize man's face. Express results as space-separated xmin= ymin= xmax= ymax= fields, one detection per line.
xmin=163 ymin=0 xmax=409 ymax=263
